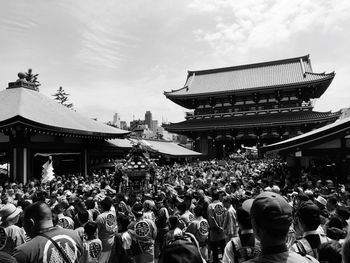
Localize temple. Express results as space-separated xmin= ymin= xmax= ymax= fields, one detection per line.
xmin=164 ymin=55 xmax=341 ymax=158
xmin=0 ymin=74 xmax=129 ymax=183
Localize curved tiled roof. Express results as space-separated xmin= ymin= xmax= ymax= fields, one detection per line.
xmin=261 ymin=116 xmax=350 ymax=153
xmin=165 ymin=110 xmax=340 ymax=131
xmin=0 ymin=86 xmax=129 ymax=138
xmin=165 ymin=55 xmax=334 ymax=97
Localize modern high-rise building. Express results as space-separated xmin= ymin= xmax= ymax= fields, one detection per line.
xmin=152 ymin=120 xmax=158 ymax=132
xmin=113 ymin=112 xmax=121 ymax=128
xmin=145 ymin=110 xmax=152 ymax=130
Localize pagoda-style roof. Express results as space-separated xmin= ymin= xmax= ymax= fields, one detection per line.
xmin=261 ymin=115 xmax=350 ymax=154
xmin=165 ymin=55 xmax=335 ymax=100
xmin=0 ymin=81 xmax=129 ymax=139
xmin=165 ymin=110 xmax=341 ymax=132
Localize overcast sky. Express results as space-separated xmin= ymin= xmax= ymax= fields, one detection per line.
xmin=0 ymin=0 xmax=349 ymax=125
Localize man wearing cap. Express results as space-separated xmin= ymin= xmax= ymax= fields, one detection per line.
xmin=222 ymin=199 xmax=260 ymax=263
xmin=291 ymin=200 xmax=330 ymax=259
xmin=244 ymin=192 xmax=319 ymax=263
xmin=0 ymin=203 xmax=27 ymax=255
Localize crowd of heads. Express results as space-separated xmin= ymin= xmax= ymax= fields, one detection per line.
xmin=0 ymin=157 xmax=350 ymax=262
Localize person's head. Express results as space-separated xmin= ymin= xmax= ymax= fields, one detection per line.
xmin=77 ymin=210 xmax=89 ymax=225
xmin=250 ymin=192 xmax=292 ymax=247
xmin=294 ymin=200 xmax=321 ymax=234
xmin=84 ymin=221 xmax=98 ymax=239
xmin=23 ymin=202 xmax=53 ymax=238
xmin=193 ymin=205 xmax=203 ymax=218
xmin=177 ymin=202 xmax=187 ymax=214
xmin=211 ymin=190 xmax=219 ymax=201
xmin=327 ymin=197 xmax=338 ymax=213
xmin=168 ymin=215 xmax=179 ymax=230
xmin=319 ymin=241 xmax=342 ymax=263
xmin=100 ymin=196 xmax=112 ymax=212
xmin=132 ymin=202 xmax=143 ymax=218
xmin=222 ymin=195 xmax=232 ymax=209
xmin=117 ymin=213 xmax=130 ymax=232
xmin=0 ymin=203 xmax=21 ymax=226
xmin=52 ymin=203 xmax=65 ymax=215
xmin=85 ymin=197 xmax=96 ymax=210
xmin=236 ymin=206 xmax=252 ymax=230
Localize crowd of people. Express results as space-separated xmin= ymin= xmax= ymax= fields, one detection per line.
xmin=0 ymin=157 xmax=350 ymax=263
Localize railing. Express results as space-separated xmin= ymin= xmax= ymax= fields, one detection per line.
xmin=185 ymin=106 xmax=313 ymax=120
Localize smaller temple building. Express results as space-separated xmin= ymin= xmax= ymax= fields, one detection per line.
xmin=261 ymin=113 xmax=350 ymax=185
xmin=164 ymin=55 xmax=341 ymax=159
xmin=0 ymin=74 xmax=129 ymax=183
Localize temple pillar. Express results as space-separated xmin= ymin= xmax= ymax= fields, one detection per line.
xmin=199 ymin=133 xmax=209 ymax=156
xmin=9 ymin=127 xmax=30 ymax=183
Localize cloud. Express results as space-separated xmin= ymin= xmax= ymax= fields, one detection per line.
xmin=192 ymin=0 xmax=350 ymax=61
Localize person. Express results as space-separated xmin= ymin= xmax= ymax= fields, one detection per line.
xmin=207 ymin=189 xmax=226 ymax=263
xmin=291 ymin=200 xmax=331 ymax=259
xmin=158 ymin=230 xmax=204 ymax=263
xmin=222 ymin=195 xmax=238 ymax=242
xmin=186 ymin=205 xmax=209 ymax=261
xmin=82 ymin=221 xmax=102 ymax=263
xmin=163 ymin=216 xmax=183 ymax=249
xmin=177 ymin=201 xmax=194 ymax=230
xmin=13 ymin=201 xmax=83 ymax=263
xmin=0 ymin=203 xmax=27 ymax=255
xmin=96 ymin=196 xmax=117 ymax=263
xmin=342 ymin=232 xmax=350 ymax=263
xmin=318 ymin=241 xmax=342 ymax=263
xmin=53 ymin=203 xmax=74 ymax=229
xmin=108 ymin=214 xmax=134 ymax=263
xmin=243 ymin=191 xmax=319 ymax=263
xmin=154 ymin=196 xmax=169 ymax=259
xmin=74 ymin=210 xmax=90 ymax=242
xmin=222 ymin=199 xmax=260 ymax=263
xmin=128 ymin=202 xmax=157 ymax=263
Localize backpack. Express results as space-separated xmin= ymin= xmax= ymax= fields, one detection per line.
xmin=231 ymin=237 xmax=260 ymax=263
xmin=159 ymin=232 xmax=203 ymax=263
xmin=294 ymin=234 xmax=330 ymax=259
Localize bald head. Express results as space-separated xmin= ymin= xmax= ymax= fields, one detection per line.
xmin=24 ymin=202 xmax=53 ymax=237
xmin=24 ymin=202 xmax=52 ymax=222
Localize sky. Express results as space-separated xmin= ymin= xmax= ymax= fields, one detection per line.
xmin=0 ymin=0 xmax=350 ymax=125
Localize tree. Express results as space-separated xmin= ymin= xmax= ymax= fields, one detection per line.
xmin=52 ymin=86 xmax=74 ymax=109
xmin=25 ymin=68 xmax=41 ymax=90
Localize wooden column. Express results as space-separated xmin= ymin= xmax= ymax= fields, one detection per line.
xmin=9 ymin=127 xmax=29 ymax=183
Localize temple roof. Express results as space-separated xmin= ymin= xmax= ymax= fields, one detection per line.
xmin=0 ymin=85 xmax=129 ymax=138
xmin=108 ymin=138 xmax=202 ymax=157
xmin=165 ymin=55 xmax=334 ymax=98
xmin=261 ymin=115 xmax=350 ymax=153
xmin=165 ymin=110 xmax=341 ymax=132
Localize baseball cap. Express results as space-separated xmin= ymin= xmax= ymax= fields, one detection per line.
xmin=250 ymin=191 xmax=292 ymax=230
xmin=296 ymin=200 xmax=320 ymax=229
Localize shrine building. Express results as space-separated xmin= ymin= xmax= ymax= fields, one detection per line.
xmin=0 ymin=74 xmax=129 ymax=183
xmin=164 ymin=55 xmax=341 ymax=159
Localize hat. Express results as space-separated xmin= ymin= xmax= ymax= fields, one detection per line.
xmin=296 ymin=200 xmax=320 ymax=226
xmin=251 ymin=191 xmax=292 ymax=230
xmin=0 ymin=204 xmax=21 ymax=221
xmin=315 ymin=196 xmax=327 ymax=207
xmin=132 ymin=202 xmax=143 ymax=216
xmin=242 ymin=198 xmax=254 ymax=214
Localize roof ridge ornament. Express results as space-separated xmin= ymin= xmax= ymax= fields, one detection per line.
xmin=7 ymin=71 xmax=39 ymax=91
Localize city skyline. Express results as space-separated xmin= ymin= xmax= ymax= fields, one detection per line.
xmin=0 ymin=1 xmax=350 ymax=125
